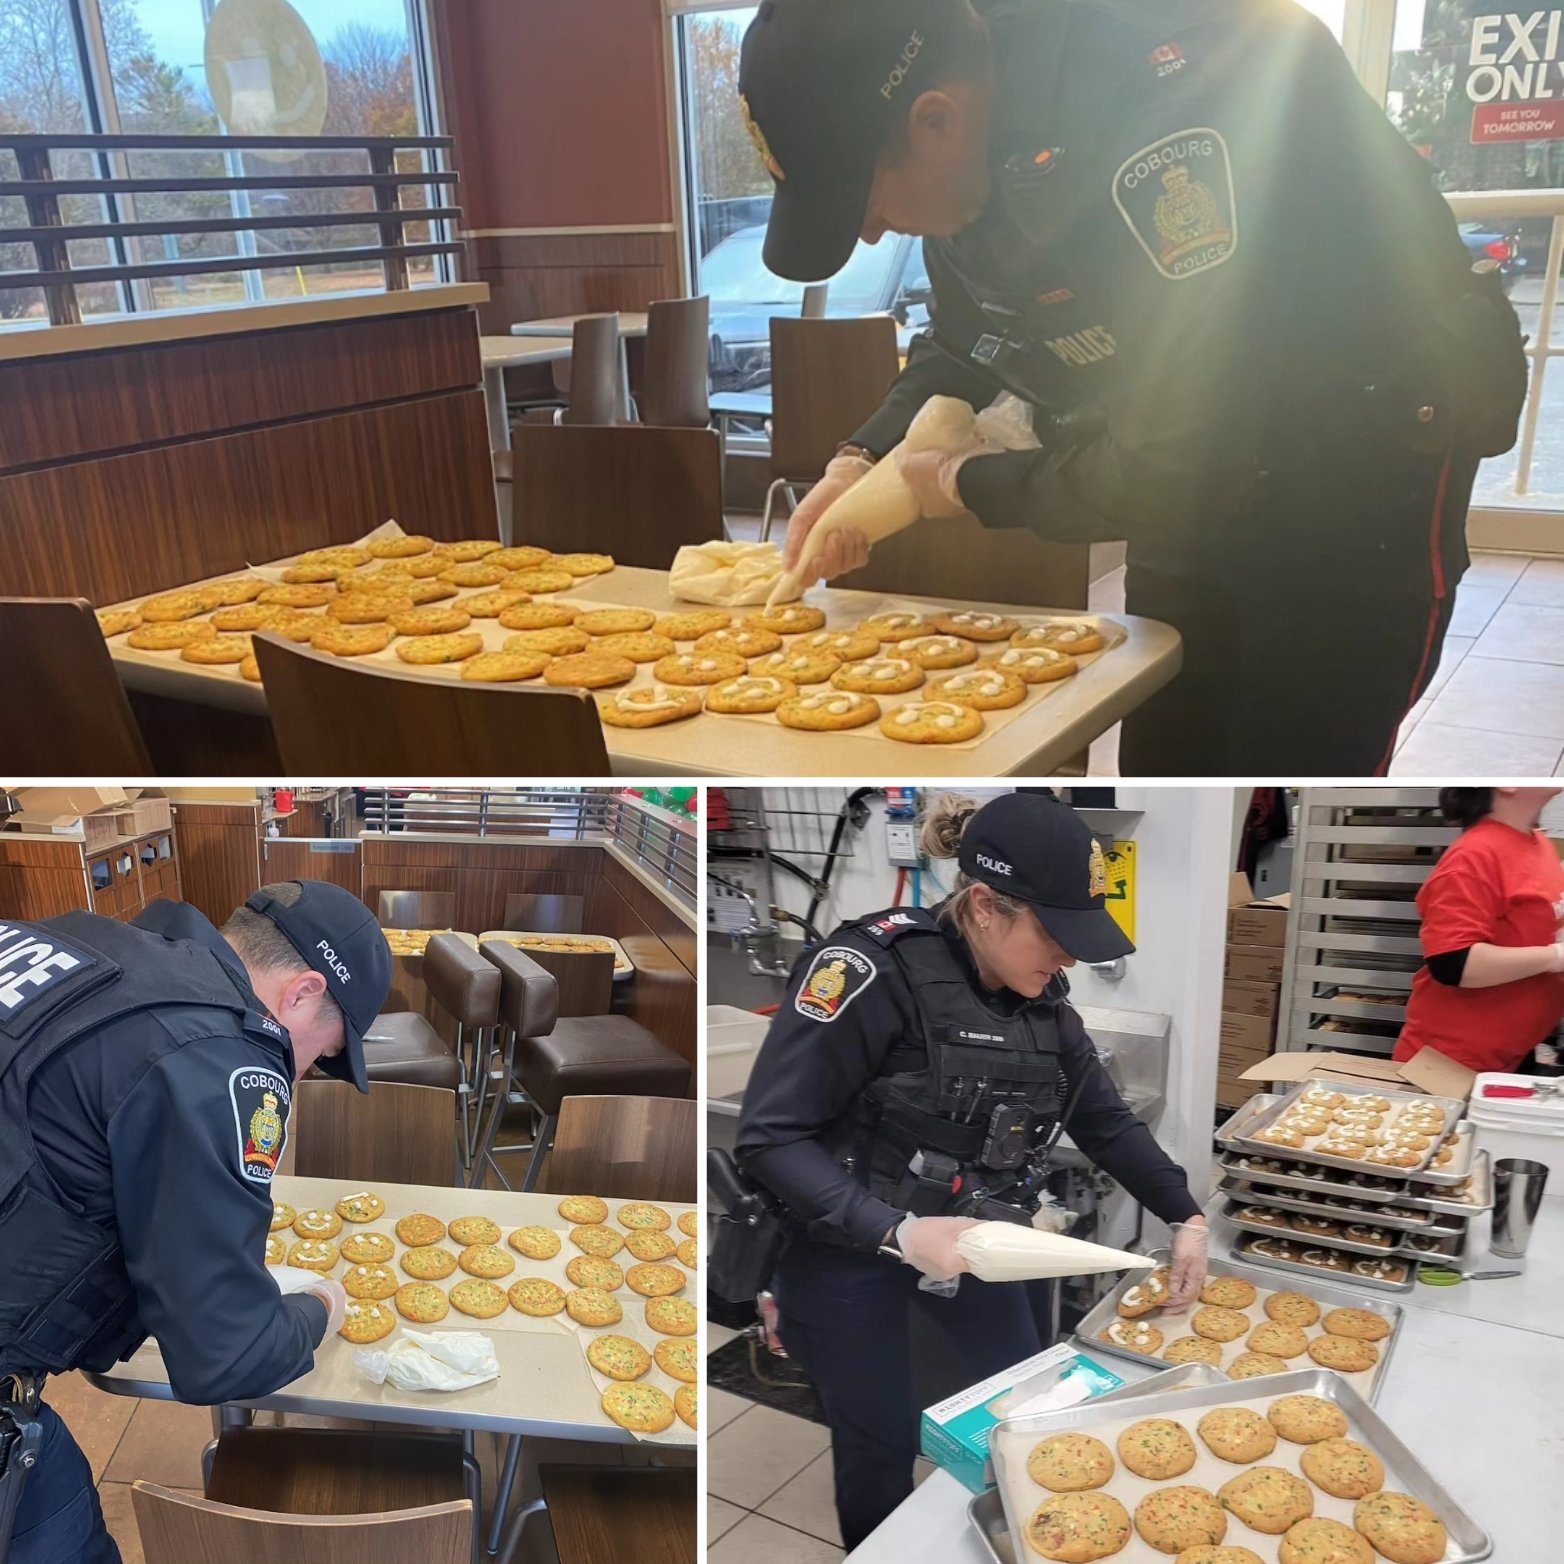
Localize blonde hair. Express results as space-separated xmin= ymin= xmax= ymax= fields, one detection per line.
xmin=921 ymin=794 xmax=1029 ymax=943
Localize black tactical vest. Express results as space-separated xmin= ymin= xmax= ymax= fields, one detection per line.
xmin=847 ymin=910 xmax=1065 ymax=1209
xmin=0 ymin=913 xmax=251 ymax=1379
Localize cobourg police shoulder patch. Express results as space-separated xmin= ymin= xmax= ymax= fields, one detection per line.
xmin=795 ymin=946 xmax=877 ymax=1024
xmin=1113 ymin=128 xmax=1237 ymax=282
xmin=230 ymin=1066 xmax=292 ymax=1184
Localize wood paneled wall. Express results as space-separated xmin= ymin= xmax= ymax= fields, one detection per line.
xmin=0 ymin=309 xmax=498 ymax=607
xmin=467 ymin=233 xmax=681 ymax=338
xmin=261 ymin=839 xmax=364 ymax=897
xmin=171 ymin=803 xmax=263 ymax=927
xmin=0 ymin=837 xmax=90 ymax=921
xmin=586 ymin=852 xmax=697 ymax=1081
xmin=360 ymin=839 xmax=603 ymax=936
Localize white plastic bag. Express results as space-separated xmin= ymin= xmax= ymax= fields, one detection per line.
xmin=955 ymin=1222 xmax=1155 ymax=1285
xmin=353 ymin=1330 xmax=500 ymax=1393
xmin=668 ymin=541 xmax=789 ymax=606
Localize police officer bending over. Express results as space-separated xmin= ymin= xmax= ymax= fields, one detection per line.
xmin=0 ymin=881 xmax=391 ymax=1564
xmin=739 ymin=0 xmax=1528 ymax=775
xmin=736 ymin=793 xmax=1208 ymax=1550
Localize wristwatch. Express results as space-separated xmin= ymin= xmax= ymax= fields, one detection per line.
xmin=877 ymin=1222 xmax=905 ymax=1261
xmin=836 ymin=442 xmax=880 ymax=466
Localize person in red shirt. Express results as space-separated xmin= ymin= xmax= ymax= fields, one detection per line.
xmin=1396 ymin=787 xmax=1564 ymax=1076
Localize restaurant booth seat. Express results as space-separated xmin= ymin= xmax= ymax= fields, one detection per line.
xmin=471 ymin=944 xmax=690 ymax=1191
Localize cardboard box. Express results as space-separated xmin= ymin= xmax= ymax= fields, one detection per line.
xmin=1222 ymin=978 xmax=1280 ymax=1021
xmin=921 ymin=1342 xmax=1124 ymax=1494
xmin=1226 ymin=872 xmax=1291 ymax=947
xmin=1237 ymin=1046 xmax=1476 ymax=1103
xmin=1226 ymin=944 xmax=1285 ymax=984
xmin=114 ymin=789 xmax=171 ymax=836
xmin=1220 ymin=1010 xmax=1278 ymax=1052
xmin=7 ymin=787 xmax=130 ymax=849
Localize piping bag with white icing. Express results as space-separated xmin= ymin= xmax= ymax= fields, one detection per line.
xmin=765 ymin=391 xmax=1041 ymax=609
xmin=953 ymin=1223 xmax=1156 ymax=1284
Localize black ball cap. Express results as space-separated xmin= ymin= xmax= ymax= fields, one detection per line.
xmin=740 ymin=0 xmax=962 ymax=281
xmin=246 ymin=882 xmax=392 ymax=1093
xmin=958 ymin=794 xmax=1135 ymax=965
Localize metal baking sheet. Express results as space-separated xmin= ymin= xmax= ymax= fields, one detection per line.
xmin=1401 ymin=1150 xmax=1495 ymax=1215
xmin=1071 ymin=1247 xmax=1403 ymax=1401
xmin=988 ymin=1369 xmax=1492 ymax=1563
xmin=1219 ymin=1150 xmax=1412 ymax=1205
xmin=1404 ymin=1121 xmax=1476 ymax=1187
xmin=1230 ymin=1080 xmax=1467 ymax=1178
xmin=1217 ymin=1174 xmax=1435 ymax=1231
xmin=1213 ymin=1093 xmax=1283 ymax=1151
xmin=1221 ymin=1197 xmax=1431 ymax=1262
xmin=964 ymin=1366 xmax=1228 ymax=1564
xmin=1232 ymin=1232 xmax=1415 ymax=1293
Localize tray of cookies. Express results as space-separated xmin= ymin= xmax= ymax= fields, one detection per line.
xmin=1402 ymin=1122 xmax=1476 ymax=1187
xmin=381 ymin=929 xmax=481 ymax=957
xmin=1219 ymin=1197 xmax=1464 ymax=1265
xmin=1216 ymin=1175 xmax=1436 ymax=1231
xmin=988 ymin=1369 xmax=1492 ymax=1563
xmin=267 ymin=1180 xmax=698 ymax=1444
xmin=1072 ymin=1250 xmax=1404 ymax=1401
xmin=477 ymin=930 xmax=633 ymax=979
xmin=1229 ymin=1081 xmax=1466 ymax=1179
xmin=1218 ymin=1149 xmax=1414 ymax=1206
xmin=966 ymin=1366 xmax=1231 ymax=1564
xmin=1232 ymin=1233 xmax=1414 ymax=1293
xmin=1400 ymin=1151 xmax=1494 ymax=1215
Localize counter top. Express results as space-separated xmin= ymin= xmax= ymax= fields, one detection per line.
xmin=847 ymin=1196 xmax=1564 ymax=1562
xmin=0 ymin=283 xmax=489 ymax=364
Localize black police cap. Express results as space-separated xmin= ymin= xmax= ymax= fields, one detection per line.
xmin=246 ymin=882 xmax=392 ymax=1093
xmin=740 ymin=0 xmax=968 ymax=281
xmin=958 ymin=793 xmax=1135 ymax=964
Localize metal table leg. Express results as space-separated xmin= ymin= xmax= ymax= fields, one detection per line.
xmin=487 ymin=1433 xmax=525 ymax=1556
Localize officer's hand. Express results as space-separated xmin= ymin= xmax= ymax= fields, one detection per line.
xmin=304 ymin=1277 xmax=348 ymax=1338
xmin=782 ymin=451 xmax=875 ymax=577
xmin=894 ymin=1215 xmax=982 ymax=1283
xmin=899 ymin=447 xmax=982 ymax=521
xmin=1162 ymin=1219 xmax=1210 ymax=1314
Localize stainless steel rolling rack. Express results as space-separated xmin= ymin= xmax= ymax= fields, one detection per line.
xmin=706 ymin=787 xmax=870 ymax=973
xmin=1277 ymin=788 xmax=1454 ymax=1059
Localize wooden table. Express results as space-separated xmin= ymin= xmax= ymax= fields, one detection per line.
xmin=480 ymin=335 xmax=573 ymax=452
xmin=510 ymin=313 xmax=649 ymax=422
xmin=103 ymin=566 xmax=1182 ymax=776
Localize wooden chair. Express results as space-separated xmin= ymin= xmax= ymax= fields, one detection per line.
xmin=496 ymin=425 xmax=724 ymax=568
xmin=502 ymin=1466 xmax=695 ymax=1564
xmin=544 ymin=1095 xmax=697 ymax=1203
xmin=135 ymin=1425 xmax=476 ymax=1564
xmin=252 ymin=634 xmax=610 ymax=774
xmin=290 ymin=1079 xmax=458 ymax=1187
xmin=760 ymin=314 xmax=902 ymax=541
xmin=501 ymin=893 xmax=584 ymax=933
xmin=638 ymin=297 xmax=710 ymax=429
xmin=0 ymin=598 xmax=152 ymax=771
xmin=561 ymin=313 xmax=623 ymax=427
xmin=377 ymin=891 xmax=457 ymax=930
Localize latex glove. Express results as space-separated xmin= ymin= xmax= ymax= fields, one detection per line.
xmin=1162 ymin=1219 xmax=1210 ymax=1314
xmin=893 ymin=1215 xmax=981 ymax=1284
xmin=899 ymin=443 xmax=999 ymax=521
xmin=782 ymin=452 xmax=875 ymax=579
xmin=303 ymin=1277 xmax=348 ymax=1338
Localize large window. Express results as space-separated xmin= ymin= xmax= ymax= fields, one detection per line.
xmin=676 ymin=3 xmax=930 ymax=394
xmin=0 ymin=0 xmax=438 ymax=323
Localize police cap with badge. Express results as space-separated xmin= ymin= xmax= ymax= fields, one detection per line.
xmin=739 ymin=0 xmax=966 ymax=281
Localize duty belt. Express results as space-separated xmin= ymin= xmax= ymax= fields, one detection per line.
xmin=0 ymin=1373 xmax=44 ymax=1564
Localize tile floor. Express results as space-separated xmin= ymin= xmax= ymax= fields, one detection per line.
xmin=705 ymin=1323 xmax=936 ymax=1561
